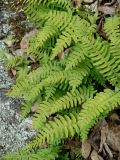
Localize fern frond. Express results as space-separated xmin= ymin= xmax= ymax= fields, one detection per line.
xmin=24 ymin=0 xmax=71 ymax=11
xmin=2 ymin=146 xmax=60 ymax=160
xmin=67 ymin=60 xmax=92 ymax=89
xmin=33 ymin=85 xmax=94 ymax=128
xmin=104 ymin=16 xmax=120 ymax=45
xmin=51 ymin=17 xmax=94 ymax=60
xmin=65 ymin=43 xmax=87 ymax=70
xmin=28 ymin=113 xmax=80 ymax=148
xmin=82 ymin=36 xmax=120 ymax=86
xmin=78 ymin=89 xmax=120 ymax=141
xmin=4 ymin=55 xmax=28 ymax=68
xmin=90 ymin=67 xmax=105 ymax=85
xmin=104 ymin=16 xmax=120 ymax=79
xmin=7 ymin=62 xmax=61 ymax=97
xmin=44 ymin=86 xmax=57 ymax=101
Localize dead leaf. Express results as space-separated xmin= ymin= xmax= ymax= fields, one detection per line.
xmin=107 ymin=125 xmax=120 ymax=152
xmin=58 ymin=48 xmax=70 ymax=60
xmin=71 ymin=0 xmax=81 ymax=9
xmin=31 ymin=101 xmax=39 ymax=113
xmin=91 ymin=150 xmax=103 ymax=160
xmin=109 ymin=112 xmax=120 ymax=122
xmin=20 ymin=29 xmax=37 ymax=50
xmin=5 ymin=39 xmax=15 ymax=48
xmin=29 ymin=55 xmax=36 ymax=63
xmin=14 ymin=49 xmax=24 ymax=56
xmin=99 ymin=124 xmax=108 ymax=153
xmin=89 ymin=119 xmax=107 ymax=152
xmin=103 ymin=142 xmax=113 ymax=159
xmin=104 ymin=0 xmax=116 ymax=6
xmin=7 ymin=68 xmax=16 ymax=78
xmin=98 ymin=5 xmax=115 ymax=15
xmin=81 ymin=140 xmax=91 ymax=159
xmin=64 ymin=139 xmax=81 ymax=150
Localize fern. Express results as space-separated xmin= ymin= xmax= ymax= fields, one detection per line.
xmin=33 ymin=85 xmax=94 ymax=128
xmin=28 ymin=113 xmax=80 ymax=148
xmin=78 ymin=89 xmax=120 ymax=141
xmin=2 ymin=146 xmax=60 ymax=160
xmin=2 ymin=0 xmax=120 ymax=160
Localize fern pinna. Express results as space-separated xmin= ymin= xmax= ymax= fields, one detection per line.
xmin=1 ymin=0 xmax=120 ymax=159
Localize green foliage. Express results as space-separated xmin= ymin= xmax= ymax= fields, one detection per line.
xmin=2 ymin=0 xmax=120 ymax=159
xmin=2 ymin=147 xmax=60 ymax=160
xmin=78 ymin=89 xmax=120 ymax=140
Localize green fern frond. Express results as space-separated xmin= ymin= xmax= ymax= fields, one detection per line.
xmin=104 ymin=16 xmax=120 ymax=45
xmin=78 ymin=89 xmax=120 ymax=141
xmin=51 ymin=17 xmax=95 ymax=60
xmin=7 ymin=62 xmax=61 ymax=97
xmin=33 ymin=85 xmax=94 ymax=128
xmin=82 ymin=36 xmax=120 ymax=86
xmin=67 ymin=60 xmax=92 ymax=89
xmin=24 ymin=0 xmax=71 ymax=11
xmin=104 ymin=16 xmax=120 ymax=79
xmin=65 ymin=43 xmax=87 ymax=69
xmin=28 ymin=113 xmax=80 ymax=148
xmin=4 ymin=55 xmax=28 ymax=69
xmin=2 ymin=146 xmax=60 ymax=160
xmin=44 ymin=86 xmax=57 ymax=101
xmin=90 ymin=67 xmax=105 ymax=85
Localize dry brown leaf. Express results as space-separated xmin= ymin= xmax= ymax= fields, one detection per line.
xmin=29 ymin=55 xmax=36 ymax=63
xmin=91 ymin=150 xmax=103 ymax=160
xmin=7 ymin=68 xmax=16 ymax=78
xmin=13 ymin=49 xmax=24 ymax=56
xmin=58 ymin=48 xmax=70 ymax=60
xmin=98 ymin=5 xmax=115 ymax=15
xmin=31 ymin=101 xmax=39 ymax=113
xmin=71 ymin=0 xmax=82 ymax=8
xmin=81 ymin=140 xmax=91 ymax=159
xmin=104 ymin=0 xmax=116 ymax=6
xmin=99 ymin=124 xmax=108 ymax=153
xmin=107 ymin=125 xmax=120 ymax=152
xmin=109 ymin=112 xmax=120 ymax=122
xmin=20 ymin=29 xmax=37 ymax=50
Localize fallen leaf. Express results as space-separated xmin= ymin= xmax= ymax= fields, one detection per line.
xmin=13 ymin=49 xmax=24 ymax=56
xmin=91 ymin=150 xmax=103 ymax=160
xmin=98 ymin=5 xmax=115 ymax=15
xmin=109 ymin=112 xmax=120 ymax=122
xmin=31 ymin=101 xmax=39 ymax=113
xmin=20 ymin=29 xmax=37 ymax=50
xmin=71 ymin=0 xmax=81 ymax=9
xmin=104 ymin=0 xmax=116 ymax=6
xmin=7 ymin=68 xmax=16 ymax=78
xmin=29 ymin=55 xmax=36 ymax=63
xmin=107 ymin=125 xmax=120 ymax=152
xmin=81 ymin=139 xmax=91 ymax=159
xmin=58 ymin=48 xmax=70 ymax=60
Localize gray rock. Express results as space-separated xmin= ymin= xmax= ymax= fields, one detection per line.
xmin=0 ymin=95 xmax=35 ymax=156
xmin=0 ymin=1 xmax=36 ymax=157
